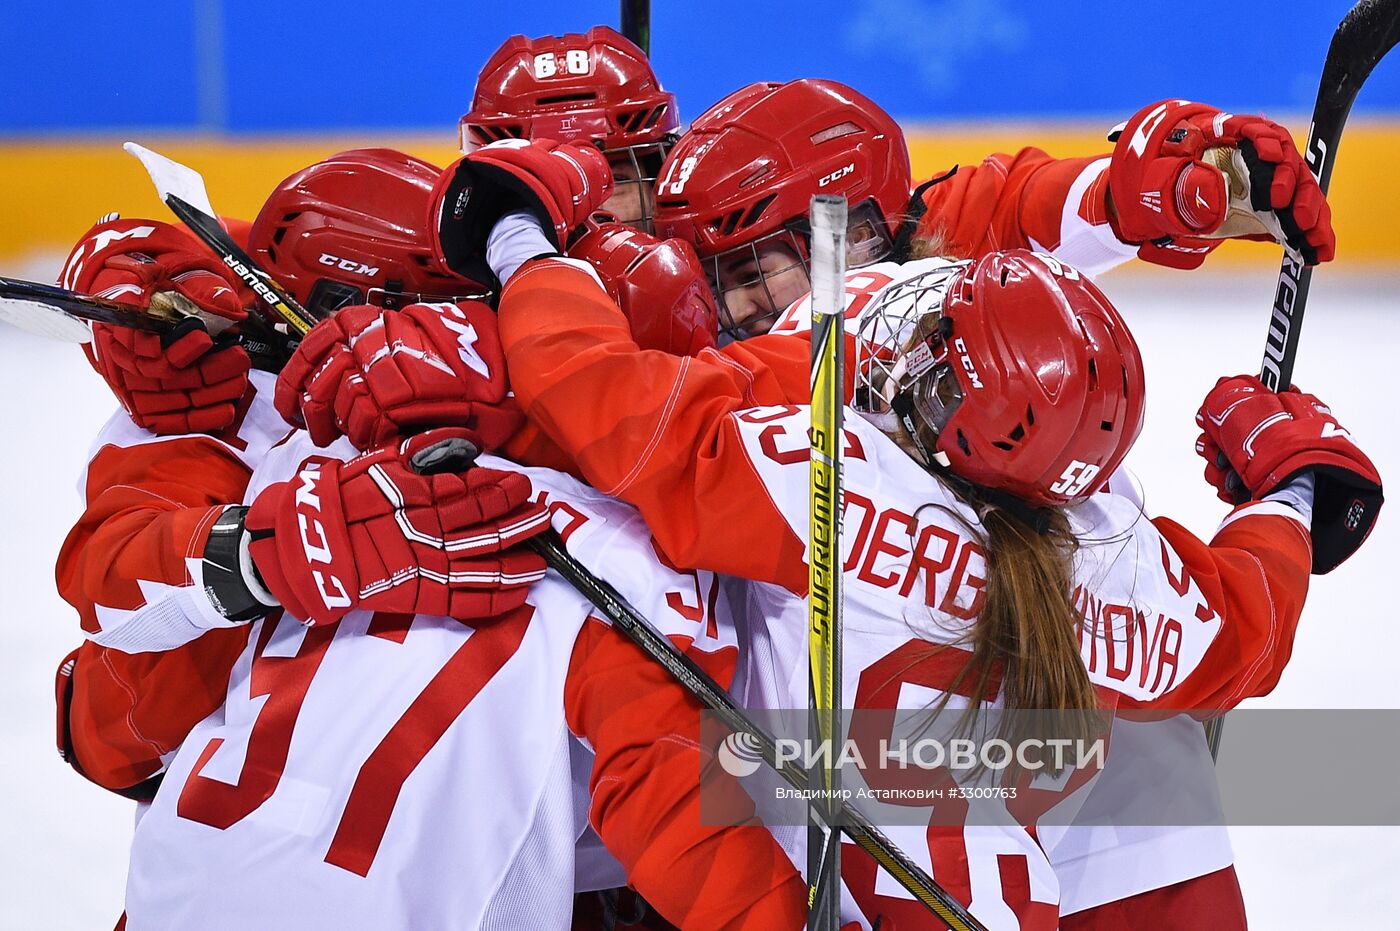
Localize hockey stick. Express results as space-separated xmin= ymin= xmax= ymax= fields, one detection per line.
xmin=1259 ymin=0 xmax=1400 ymax=392
xmin=123 ymin=143 xmax=319 ymax=338
xmin=414 ymin=434 xmax=983 ymax=928
xmin=0 ymin=276 xmax=293 ymax=372
xmin=806 ymin=195 xmax=846 ymax=931
xmin=620 ymin=0 xmax=651 ymax=55
xmin=1205 ymin=0 xmax=1400 ymax=761
xmin=529 ymin=522 xmax=986 ymax=931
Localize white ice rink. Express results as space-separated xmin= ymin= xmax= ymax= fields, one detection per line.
xmin=1 ymin=260 xmax=1396 ymax=928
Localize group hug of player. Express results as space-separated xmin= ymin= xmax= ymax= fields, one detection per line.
xmin=48 ymin=25 xmax=1383 ymax=931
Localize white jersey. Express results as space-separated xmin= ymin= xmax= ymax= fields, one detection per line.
xmin=759 ymin=256 xmax=1241 ymax=917
xmin=720 ymin=405 xmax=1302 ymax=930
xmin=121 ymin=431 xmax=735 ymax=930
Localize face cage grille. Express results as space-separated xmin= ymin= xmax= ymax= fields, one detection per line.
xmin=852 ymin=263 xmax=973 ymax=456
xmin=307 ymin=279 xmax=496 ymax=318
xmin=605 ymin=138 xmax=675 ymax=233
xmin=702 ymin=227 xmax=812 ymax=341
xmin=365 ymin=285 xmax=494 ymax=310
xmin=698 ymin=200 xmax=899 ymax=341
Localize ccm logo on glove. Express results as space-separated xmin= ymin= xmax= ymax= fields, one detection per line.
xmin=292 ymin=463 xmax=354 ymax=613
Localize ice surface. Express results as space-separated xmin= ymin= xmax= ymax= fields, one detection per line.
xmin=0 ymin=256 xmax=1395 ymax=927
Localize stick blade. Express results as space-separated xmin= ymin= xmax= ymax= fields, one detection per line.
xmin=0 ymin=298 xmax=93 ymax=343
xmin=123 ymin=142 xmax=218 ymax=218
xmin=1322 ymin=0 xmax=1400 ymax=107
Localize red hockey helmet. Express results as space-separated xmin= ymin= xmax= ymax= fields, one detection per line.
xmin=570 ymin=222 xmax=718 ymax=357
xmin=653 ymin=79 xmax=913 ymax=338
xmin=460 ymin=27 xmax=679 ymax=231
xmin=855 ymin=250 xmax=1145 ymax=506
xmin=249 ymin=148 xmax=489 ymax=319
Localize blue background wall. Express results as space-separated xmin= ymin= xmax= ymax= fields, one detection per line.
xmin=5 ymin=0 xmax=1399 ymax=134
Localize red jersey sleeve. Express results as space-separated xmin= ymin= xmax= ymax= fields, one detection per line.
xmin=57 ymin=436 xmax=253 ymax=637
xmin=565 ymin=617 xmax=805 ymax=930
xmin=499 ymin=259 xmax=806 ymax=591
xmin=55 ymin=435 xmax=256 ymax=791
xmin=60 ymin=630 xmax=249 ymax=792
xmin=915 ymin=148 xmax=1138 ymax=276
xmin=1139 ymin=504 xmax=1313 ymax=712
xmin=503 ymin=324 xmax=849 ymax=475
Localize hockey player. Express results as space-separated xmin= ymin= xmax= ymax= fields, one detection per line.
xmin=56 ymin=147 xmax=813 ymax=930
xmin=54 ymin=148 xmax=502 ymax=794
xmin=652 ymin=82 xmax=1336 ymax=340
xmin=478 ymin=203 xmax=1381 ymax=928
xmin=67 ymin=25 xmax=677 ymax=443
xmin=460 ymin=26 xmax=681 ymax=232
xmin=641 ymin=88 xmax=1337 ymax=925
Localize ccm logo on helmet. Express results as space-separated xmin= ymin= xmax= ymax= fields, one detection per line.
xmin=293 ymin=464 xmax=352 ymax=614
xmin=818 ymin=164 xmax=855 ymax=187
xmin=319 ymin=253 xmax=380 ymax=277
xmin=953 ymin=337 xmax=983 ymax=389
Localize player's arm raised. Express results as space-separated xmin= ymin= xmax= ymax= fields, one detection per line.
xmin=1119 ymin=374 xmax=1380 ymax=712
xmin=913 ymin=99 xmax=1334 ymax=275
xmin=913 ymin=147 xmax=1134 ymax=275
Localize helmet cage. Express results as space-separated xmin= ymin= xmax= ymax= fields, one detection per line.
xmin=853 ymin=262 xmax=974 ymax=466
xmin=366 ymin=283 xmax=493 ymax=310
xmin=704 ymin=226 xmax=810 ymax=340
xmin=703 ymin=198 xmax=897 ymax=340
xmin=603 ymin=136 xmax=678 ymax=232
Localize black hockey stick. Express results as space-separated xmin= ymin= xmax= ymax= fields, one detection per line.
xmin=1 ymin=276 xmax=171 ymax=336
xmin=621 ymin=0 xmax=651 ymax=55
xmin=0 ymin=276 xmax=292 ymax=372
xmin=531 ymin=526 xmax=987 ymax=931
xmin=1259 ymin=0 xmax=1400 ymax=391
xmin=165 ymin=195 xmax=319 ymax=339
xmin=1205 ymin=0 xmax=1400 ymax=762
xmin=122 ymin=142 xmax=317 ymax=339
xmin=409 ymin=436 xmax=983 ymax=929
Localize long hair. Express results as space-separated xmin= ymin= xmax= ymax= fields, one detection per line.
xmin=877 ymin=255 xmax=1106 ymax=766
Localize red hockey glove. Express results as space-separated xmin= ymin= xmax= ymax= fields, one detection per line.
xmin=569 ymin=222 xmax=719 ymax=356
xmin=62 ymin=217 xmax=252 ymax=434
xmin=432 ymin=139 xmax=613 ymax=284
xmin=244 ymin=430 xmax=550 ymax=626
xmin=1196 ymin=375 xmax=1381 ymax=573
xmin=1109 ymin=100 xmax=1335 ymax=268
xmin=275 ymin=301 xmax=522 ymax=451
